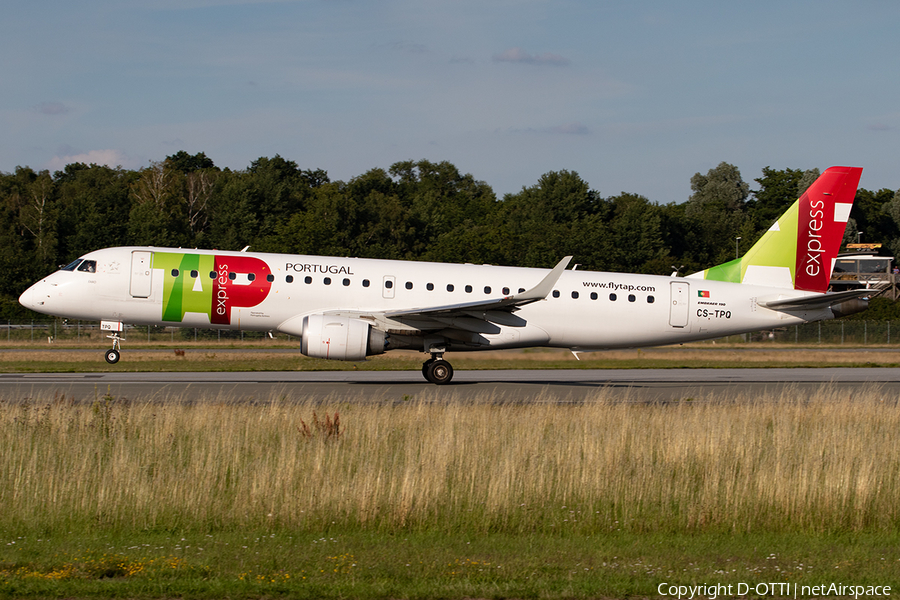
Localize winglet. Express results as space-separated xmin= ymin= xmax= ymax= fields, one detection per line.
xmin=509 ymin=256 xmax=572 ymax=304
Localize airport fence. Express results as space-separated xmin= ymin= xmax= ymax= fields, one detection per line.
xmin=4 ymin=319 xmax=900 ymax=346
xmin=2 ymin=321 xmax=291 ymax=344
xmin=700 ymin=320 xmax=900 ymax=345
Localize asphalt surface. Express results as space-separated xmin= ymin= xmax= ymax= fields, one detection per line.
xmin=2 ymin=368 xmax=898 ymax=402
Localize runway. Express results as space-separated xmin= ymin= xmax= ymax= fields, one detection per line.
xmin=2 ymin=368 xmax=898 ymax=402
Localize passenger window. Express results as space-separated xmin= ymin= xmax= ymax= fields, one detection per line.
xmin=171 ymin=269 xmax=180 ymax=277
xmin=385 ymin=280 xmax=393 ymax=289
xmin=286 ymin=275 xmax=294 ymax=283
xmin=447 ymin=284 xmax=454 ymax=292
xmin=518 ymin=288 xmax=525 ymax=293
xmin=343 ymin=278 xmax=350 ymax=286
xmin=484 ymin=286 xmax=491 ymax=294
xmin=229 ymin=272 xmax=236 ymax=280
xmin=77 ymin=260 xmax=97 ymax=273
xmin=590 ymin=292 xmax=598 ymax=300
xmin=628 ymin=294 xmax=636 ymax=302
xmin=61 ymin=259 xmax=82 ymax=271
xmin=609 ymin=293 xmax=617 ymax=301
xmin=190 ymin=270 xmax=198 ymax=278
xmin=248 ymin=273 xmax=256 ymax=282
xmin=427 ymin=283 xmax=434 ymax=291
xmin=267 ymin=274 xmax=275 ymax=282
xmin=552 ymin=290 xmax=560 ymax=298
xmin=362 ymin=279 xmax=370 ymax=287
xmin=324 ymin=277 xmax=331 ymax=285
xmin=647 ymin=295 xmax=655 ymax=304
xmin=209 ymin=271 xmax=216 ymax=279
xmin=405 ymin=282 xmax=413 ymax=290
xmin=571 ymin=291 xmax=579 ymax=299
xmin=465 ymin=285 xmax=473 ymax=293
xmin=304 ymin=276 xmax=312 ymax=284
xmin=502 ymin=287 xmax=510 ymax=295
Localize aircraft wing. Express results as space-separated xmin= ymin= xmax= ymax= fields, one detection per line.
xmin=757 ymin=288 xmax=873 ymax=311
xmin=317 ymin=256 xmax=571 ymax=336
xmin=384 ymin=255 xmax=572 ymax=319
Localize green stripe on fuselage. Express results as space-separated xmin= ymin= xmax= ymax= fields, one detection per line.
xmin=702 ymin=257 xmax=742 ymax=283
xmin=155 ymin=253 xmax=215 ymax=322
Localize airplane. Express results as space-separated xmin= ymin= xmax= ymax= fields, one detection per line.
xmin=18 ymin=166 xmax=869 ymax=384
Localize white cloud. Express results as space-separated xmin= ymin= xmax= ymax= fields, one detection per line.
xmin=46 ymin=149 xmax=135 ymax=172
xmin=493 ymin=47 xmax=570 ymax=66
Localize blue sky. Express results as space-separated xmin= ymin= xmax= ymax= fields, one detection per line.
xmin=3 ymin=0 xmax=898 ymax=203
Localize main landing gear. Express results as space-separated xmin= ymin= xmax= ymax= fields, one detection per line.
xmin=105 ymin=332 xmax=122 ymax=364
xmin=422 ymin=352 xmax=454 ymax=385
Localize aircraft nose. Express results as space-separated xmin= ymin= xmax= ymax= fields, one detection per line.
xmin=19 ymin=281 xmax=46 ymax=311
xmin=18 ymin=285 xmax=34 ymax=310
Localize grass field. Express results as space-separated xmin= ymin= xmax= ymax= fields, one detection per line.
xmin=2 ymin=387 xmax=899 ymax=598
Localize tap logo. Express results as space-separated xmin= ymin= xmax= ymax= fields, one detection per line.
xmin=155 ymin=253 xmax=272 ymax=325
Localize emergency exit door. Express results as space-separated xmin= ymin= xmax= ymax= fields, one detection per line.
xmin=382 ymin=275 xmax=396 ymax=299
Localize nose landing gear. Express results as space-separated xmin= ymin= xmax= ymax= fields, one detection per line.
xmin=100 ymin=321 xmax=125 ymax=364
xmin=105 ymin=332 xmax=122 ymax=364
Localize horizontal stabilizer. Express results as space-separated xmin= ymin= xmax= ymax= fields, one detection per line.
xmin=758 ymin=288 xmax=872 ymax=311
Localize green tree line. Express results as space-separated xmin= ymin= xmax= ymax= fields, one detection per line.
xmin=3 ymin=152 xmax=899 ymax=318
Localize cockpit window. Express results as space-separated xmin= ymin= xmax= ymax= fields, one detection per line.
xmin=76 ymin=260 xmax=97 ymax=273
xmin=60 ymin=259 xmax=82 ymax=271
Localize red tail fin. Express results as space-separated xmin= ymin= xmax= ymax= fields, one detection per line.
xmin=794 ymin=166 xmax=862 ymax=292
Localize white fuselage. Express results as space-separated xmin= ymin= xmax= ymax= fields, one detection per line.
xmin=20 ymin=246 xmax=832 ymax=353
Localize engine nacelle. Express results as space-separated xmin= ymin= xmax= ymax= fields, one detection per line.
xmin=300 ymin=314 xmax=387 ymax=361
xmin=831 ymin=297 xmax=869 ymax=319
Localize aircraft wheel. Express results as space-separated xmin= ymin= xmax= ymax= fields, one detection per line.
xmin=421 ymin=358 xmax=435 ymax=380
xmin=105 ymin=349 xmax=121 ymax=364
xmin=426 ymin=359 xmax=453 ymax=385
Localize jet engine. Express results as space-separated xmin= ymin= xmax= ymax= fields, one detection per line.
xmin=299 ymin=314 xmax=387 ymax=361
xmin=830 ymin=297 xmax=869 ymax=319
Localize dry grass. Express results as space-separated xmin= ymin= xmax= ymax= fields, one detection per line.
xmin=2 ymin=387 xmax=899 ymax=535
